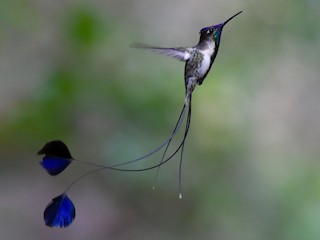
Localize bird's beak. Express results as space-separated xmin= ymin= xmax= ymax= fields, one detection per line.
xmin=223 ymin=11 xmax=242 ymax=26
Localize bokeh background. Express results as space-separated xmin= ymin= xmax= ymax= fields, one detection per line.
xmin=1 ymin=0 xmax=320 ymax=239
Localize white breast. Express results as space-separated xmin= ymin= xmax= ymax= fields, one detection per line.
xmin=202 ymin=41 xmax=215 ymax=56
xmin=199 ymin=54 xmax=211 ymax=76
xmin=198 ymin=42 xmax=215 ymax=77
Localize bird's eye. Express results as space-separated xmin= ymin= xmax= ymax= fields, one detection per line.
xmin=206 ymin=29 xmax=213 ymax=35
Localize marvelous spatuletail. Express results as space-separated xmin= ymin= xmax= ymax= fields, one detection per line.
xmin=39 ymin=11 xmax=242 ymax=227
xmin=131 ymin=11 xmax=242 ymax=197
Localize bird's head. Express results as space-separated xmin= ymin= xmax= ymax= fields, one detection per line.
xmin=199 ymin=11 xmax=242 ymax=45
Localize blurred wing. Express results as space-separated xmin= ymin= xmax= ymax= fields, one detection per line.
xmin=131 ymin=43 xmax=191 ymax=61
xmin=44 ymin=194 xmax=76 ymax=228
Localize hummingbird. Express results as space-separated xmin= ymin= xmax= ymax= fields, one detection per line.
xmin=39 ymin=12 xmax=243 ymax=228
xmin=131 ymin=11 xmax=242 ymax=197
xmin=132 ymin=11 xmax=242 ymax=105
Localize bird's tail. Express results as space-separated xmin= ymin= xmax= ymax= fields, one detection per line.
xmin=152 ymin=93 xmax=192 ymax=191
xmin=43 ymin=101 xmax=189 ymax=193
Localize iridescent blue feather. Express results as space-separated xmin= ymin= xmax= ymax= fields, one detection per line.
xmin=38 ymin=140 xmax=73 ymax=175
xmin=44 ymin=194 xmax=76 ymax=227
xmin=40 ymin=156 xmax=71 ymax=176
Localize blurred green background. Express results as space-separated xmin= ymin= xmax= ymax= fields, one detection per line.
xmin=1 ymin=0 xmax=320 ymax=239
